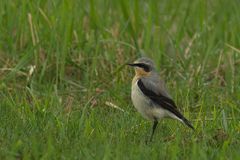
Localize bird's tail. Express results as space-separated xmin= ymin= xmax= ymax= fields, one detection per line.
xmin=181 ymin=117 xmax=195 ymax=130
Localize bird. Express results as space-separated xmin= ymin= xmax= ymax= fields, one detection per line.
xmin=127 ymin=57 xmax=194 ymax=142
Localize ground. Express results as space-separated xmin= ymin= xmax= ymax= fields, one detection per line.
xmin=0 ymin=0 xmax=240 ymax=159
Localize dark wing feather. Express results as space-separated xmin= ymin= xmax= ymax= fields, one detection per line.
xmin=137 ymin=79 xmax=194 ymax=130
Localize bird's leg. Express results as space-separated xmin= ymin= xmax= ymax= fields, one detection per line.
xmin=149 ymin=120 xmax=158 ymax=142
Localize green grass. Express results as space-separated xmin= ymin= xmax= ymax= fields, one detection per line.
xmin=0 ymin=0 xmax=240 ymax=159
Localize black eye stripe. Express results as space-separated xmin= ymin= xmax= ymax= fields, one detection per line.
xmin=135 ymin=63 xmax=150 ymax=72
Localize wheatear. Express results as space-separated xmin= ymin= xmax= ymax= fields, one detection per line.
xmin=128 ymin=57 xmax=194 ymax=142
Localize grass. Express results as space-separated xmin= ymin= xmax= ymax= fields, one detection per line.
xmin=0 ymin=0 xmax=240 ymax=159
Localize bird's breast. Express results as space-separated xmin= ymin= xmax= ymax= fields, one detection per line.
xmin=131 ymin=80 xmax=155 ymax=120
xmin=131 ymin=79 xmax=169 ymax=121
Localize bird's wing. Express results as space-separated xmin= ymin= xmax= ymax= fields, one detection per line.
xmin=138 ymin=77 xmax=184 ymax=119
xmin=138 ymin=77 xmax=194 ymax=130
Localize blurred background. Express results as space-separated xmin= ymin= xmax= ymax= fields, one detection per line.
xmin=0 ymin=0 xmax=240 ymax=159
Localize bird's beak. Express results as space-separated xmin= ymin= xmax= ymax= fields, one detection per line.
xmin=127 ymin=63 xmax=136 ymax=67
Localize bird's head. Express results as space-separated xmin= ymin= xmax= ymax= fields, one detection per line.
xmin=127 ymin=57 xmax=156 ymax=77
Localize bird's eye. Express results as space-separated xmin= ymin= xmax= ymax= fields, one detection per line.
xmin=143 ymin=65 xmax=150 ymax=72
xmin=138 ymin=63 xmax=150 ymax=72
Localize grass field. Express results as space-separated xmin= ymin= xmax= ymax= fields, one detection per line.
xmin=0 ymin=0 xmax=240 ymax=159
